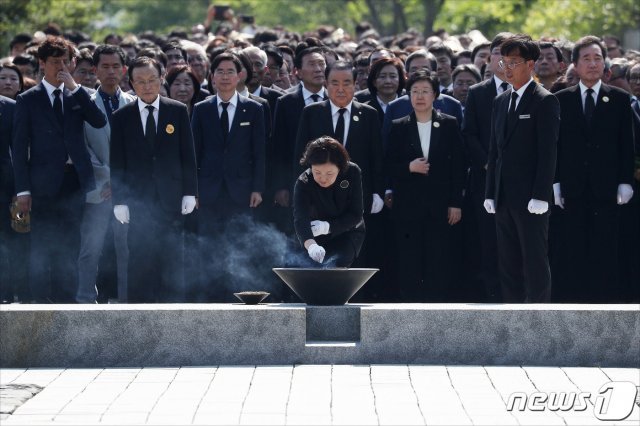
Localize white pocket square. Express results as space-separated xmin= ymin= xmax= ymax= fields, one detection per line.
xmin=240 ymin=122 xmax=250 ymax=126
xmin=519 ymin=114 xmax=531 ymax=119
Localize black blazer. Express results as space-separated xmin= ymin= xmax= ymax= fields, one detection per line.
xmin=110 ymin=97 xmax=198 ymax=214
xmin=554 ymin=83 xmax=635 ymax=201
xmin=191 ymin=94 xmax=265 ymax=207
xmin=386 ymin=111 xmax=466 ymax=210
xmin=272 ymin=85 xmax=307 ymax=191
xmin=485 ymin=81 xmax=560 ymax=208
xmin=257 ymin=86 xmax=283 ymax=119
xmin=0 ymin=95 xmax=15 ymax=199
xmin=12 ymin=83 xmax=106 ymax=196
xmin=293 ymin=100 xmax=385 ymax=212
xmin=462 ymin=77 xmax=499 ymax=170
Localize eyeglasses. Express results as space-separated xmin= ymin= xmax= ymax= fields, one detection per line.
xmin=213 ymin=69 xmax=237 ymax=76
xmin=132 ymin=77 xmax=160 ymax=86
xmin=410 ymin=90 xmax=434 ymax=97
xmin=499 ymin=60 xmax=526 ymax=70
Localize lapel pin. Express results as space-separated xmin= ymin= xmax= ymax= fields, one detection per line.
xmin=353 ymin=115 xmax=359 ymax=122
xmin=243 ymin=109 xmax=246 ymax=112
xmin=433 ymin=122 xmax=440 ymax=128
xmin=602 ymin=96 xmax=609 ymax=103
xmin=340 ymin=180 xmax=349 ymax=188
xmin=165 ymin=124 xmax=175 ymax=134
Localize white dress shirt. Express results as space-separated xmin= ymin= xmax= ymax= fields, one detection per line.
xmin=41 ymin=78 xmax=80 ymax=111
xmin=493 ymin=76 xmax=507 ymax=95
xmin=508 ymin=78 xmax=534 ymax=111
xmin=301 ymin=83 xmax=326 ymax=106
xmin=417 ymin=120 xmax=432 ymax=159
xmin=217 ymin=92 xmax=239 ymax=129
xmin=579 ymin=79 xmax=601 ymax=111
xmin=137 ymin=96 xmax=160 ymax=135
xmin=330 ymin=101 xmax=352 ymax=146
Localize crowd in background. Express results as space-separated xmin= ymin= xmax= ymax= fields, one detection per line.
xmin=0 ymin=7 xmax=638 ymax=305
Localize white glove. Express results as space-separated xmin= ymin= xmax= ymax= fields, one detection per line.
xmin=181 ymin=195 xmax=196 ymax=215
xmin=527 ymin=199 xmax=549 ymax=214
xmin=310 ymin=220 xmax=330 ymax=237
xmin=617 ymin=184 xmax=634 ymax=205
xmin=371 ymin=193 xmax=384 ymax=214
xmin=553 ymin=183 xmax=564 ymax=209
xmin=483 ymin=199 xmax=496 ymax=214
xmin=307 ymin=243 xmax=326 ymax=263
xmin=113 ymin=205 xmax=130 ymax=224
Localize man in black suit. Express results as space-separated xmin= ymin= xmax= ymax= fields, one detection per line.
xmin=294 ymin=60 xmax=385 ymax=216
xmin=191 ymin=53 xmax=266 ymax=301
xmin=272 ymin=47 xmax=327 ymax=220
xmin=243 ymin=46 xmax=283 ymax=114
xmin=552 ymin=36 xmax=635 ymax=303
xmin=462 ymin=32 xmax=513 ymax=301
xmin=484 ymin=34 xmax=560 ymax=303
xmin=110 ymin=56 xmax=198 ymax=303
xmin=0 ymin=95 xmax=16 ymax=303
xmin=13 ymin=36 xmax=107 ymax=303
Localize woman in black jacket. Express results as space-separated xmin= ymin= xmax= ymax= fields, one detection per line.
xmin=386 ymin=70 xmax=466 ymax=301
xmin=293 ymin=136 xmax=365 ymax=267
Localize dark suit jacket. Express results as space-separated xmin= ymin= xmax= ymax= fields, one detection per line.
xmin=485 ymin=81 xmax=560 ymax=208
xmin=554 ymin=83 xmax=635 ymax=201
xmin=191 ymin=94 xmax=265 ymax=207
xmin=272 ymin=85 xmax=307 ymax=191
xmin=293 ymin=100 xmax=384 ymax=212
xmin=355 ymin=88 xmax=372 ymax=103
xmin=12 ymin=83 xmax=106 ymax=197
xmin=462 ymin=78 xmax=499 ymax=171
xmin=110 ymin=96 xmax=198 ymax=214
xmin=257 ymin=86 xmax=282 ymax=119
xmin=382 ymin=93 xmax=463 ymax=144
xmin=386 ymin=111 xmax=466 ymax=210
xmin=0 ymin=95 xmax=15 ymax=199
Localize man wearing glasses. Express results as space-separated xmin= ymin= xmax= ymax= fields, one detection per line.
xmin=110 ymin=56 xmax=198 ymax=303
xmin=484 ymin=34 xmax=560 ymax=303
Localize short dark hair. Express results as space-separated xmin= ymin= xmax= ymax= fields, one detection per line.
xmin=262 ymin=44 xmax=283 ymax=68
xmin=367 ymin=57 xmax=406 ymax=97
xmin=210 ymin=52 xmax=242 ymax=74
xmin=405 ymin=50 xmax=436 ymax=73
xmin=0 ymin=63 xmax=24 ymax=94
xmin=428 ymin=43 xmax=455 ymax=64
xmin=294 ymin=47 xmax=324 ymax=70
xmin=136 ymin=47 xmax=168 ymax=69
xmin=165 ymin=64 xmax=200 ymax=99
xmin=93 ymin=44 xmax=127 ymax=66
xmin=10 ymin=33 xmax=32 ymax=50
xmin=127 ymin=56 xmax=162 ymax=82
xmin=571 ymin=35 xmax=607 ymax=64
xmin=471 ymin=42 xmax=491 ymax=63
xmin=406 ymin=69 xmax=440 ymax=98
xmin=299 ymin=136 xmax=351 ymax=174
xmin=452 ymin=64 xmax=482 ymax=83
xmin=538 ymin=42 xmax=563 ymax=62
xmin=37 ymin=36 xmax=73 ymax=62
xmin=500 ymin=34 xmax=540 ymax=62
xmin=325 ymin=60 xmax=354 ymax=81
xmin=75 ymin=48 xmax=94 ymax=67
xmin=162 ymin=41 xmax=187 ymax=61
xmin=12 ymin=53 xmax=38 ymax=72
xmin=490 ymin=32 xmax=515 ymax=53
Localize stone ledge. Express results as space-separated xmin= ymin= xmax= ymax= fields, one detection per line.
xmin=1 ymin=304 xmax=638 ymax=368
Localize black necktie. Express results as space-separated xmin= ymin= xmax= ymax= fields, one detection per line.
xmin=310 ymin=94 xmax=320 ymax=103
xmin=220 ymin=102 xmax=230 ymax=141
xmin=145 ymin=105 xmax=156 ymax=145
xmin=335 ymin=108 xmax=347 ymax=144
xmin=499 ymin=82 xmax=509 ymax=93
xmin=53 ymin=89 xmax=63 ymax=124
xmin=584 ymin=88 xmax=595 ymax=122
xmin=505 ymin=92 xmax=518 ymax=136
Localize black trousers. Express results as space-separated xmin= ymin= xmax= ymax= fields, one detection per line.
xmin=393 ymin=203 xmax=453 ymax=303
xmin=556 ymin=196 xmax=620 ymax=303
xmin=29 ymin=167 xmax=83 ymax=303
xmin=127 ymin=202 xmax=184 ymax=303
xmin=495 ymin=203 xmax=551 ymax=303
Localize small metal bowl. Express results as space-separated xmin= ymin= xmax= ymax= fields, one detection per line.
xmin=234 ymin=291 xmax=270 ymax=305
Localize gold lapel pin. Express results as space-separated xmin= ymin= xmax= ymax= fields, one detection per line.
xmin=166 ymin=124 xmax=175 ymax=134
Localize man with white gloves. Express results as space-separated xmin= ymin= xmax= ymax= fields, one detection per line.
xmin=484 ymin=34 xmax=560 ymax=303
xmin=110 ymin=56 xmax=198 ymax=302
xmin=552 ymin=36 xmax=635 ymax=302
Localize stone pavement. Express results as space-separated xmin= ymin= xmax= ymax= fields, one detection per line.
xmin=1 ymin=365 xmax=638 ymax=425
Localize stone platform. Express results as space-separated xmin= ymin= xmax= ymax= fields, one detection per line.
xmin=1 ymin=304 xmax=638 ymax=368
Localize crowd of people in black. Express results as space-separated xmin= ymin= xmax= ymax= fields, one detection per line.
xmin=0 ymin=11 xmax=638 ymax=304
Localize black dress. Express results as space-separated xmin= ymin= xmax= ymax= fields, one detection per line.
xmin=293 ymin=162 xmax=365 ymax=267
